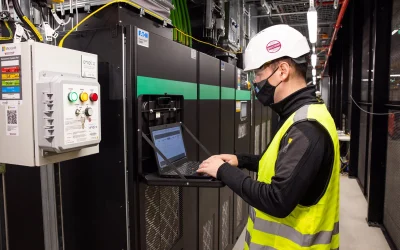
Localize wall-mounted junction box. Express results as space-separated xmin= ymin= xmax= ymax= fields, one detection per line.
xmin=0 ymin=42 xmax=101 ymax=166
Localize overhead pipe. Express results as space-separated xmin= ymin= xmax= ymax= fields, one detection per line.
xmin=252 ymin=11 xmax=308 ymax=18
xmin=321 ymin=0 xmax=350 ymax=78
xmin=289 ymin=21 xmax=336 ymax=27
xmin=253 ymin=0 xmax=345 ymax=19
xmin=271 ymin=0 xmax=342 ymax=6
xmin=316 ymin=0 xmax=344 ymax=6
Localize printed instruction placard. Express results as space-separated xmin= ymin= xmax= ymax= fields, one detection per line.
xmin=81 ymin=55 xmax=97 ymax=79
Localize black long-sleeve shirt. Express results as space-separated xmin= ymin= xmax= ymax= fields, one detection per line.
xmin=216 ymin=86 xmax=334 ymax=218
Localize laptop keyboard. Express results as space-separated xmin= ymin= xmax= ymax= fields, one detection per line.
xmin=165 ymin=161 xmax=200 ymax=175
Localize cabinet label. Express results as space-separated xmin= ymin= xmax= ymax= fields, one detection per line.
xmin=137 ymin=28 xmax=149 ymax=48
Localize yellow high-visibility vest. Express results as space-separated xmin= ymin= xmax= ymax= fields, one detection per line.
xmin=245 ymin=103 xmax=340 ymax=250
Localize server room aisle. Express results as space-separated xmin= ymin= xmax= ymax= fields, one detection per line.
xmin=233 ymin=176 xmax=391 ymax=250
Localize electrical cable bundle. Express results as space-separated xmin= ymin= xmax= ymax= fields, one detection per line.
xmin=170 ymin=0 xmax=192 ymax=47
xmin=57 ymin=0 xmax=240 ymax=54
xmin=0 ymin=21 xmax=13 ymax=40
xmin=11 ymin=0 xmax=43 ymax=41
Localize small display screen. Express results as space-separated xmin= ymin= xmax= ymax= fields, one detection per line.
xmin=151 ymin=125 xmax=186 ymax=168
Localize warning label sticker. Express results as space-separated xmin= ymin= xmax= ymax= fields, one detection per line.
xmin=0 ymin=54 xmax=22 ymax=102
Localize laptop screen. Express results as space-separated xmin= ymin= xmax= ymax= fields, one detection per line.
xmin=151 ymin=125 xmax=187 ymax=169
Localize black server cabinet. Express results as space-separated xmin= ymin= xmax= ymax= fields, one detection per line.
xmin=60 ymin=22 xmax=202 ymax=250
xmin=134 ymin=27 xmax=200 ymax=250
xmin=261 ymin=106 xmax=274 ymax=152
xmin=59 ymin=27 xmax=130 ymax=250
xmin=253 ymin=101 xmax=262 ymax=156
xmin=251 ymin=97 xmax=263 ymax=181
xmin=233 ymin=68 xmax=251 ymax=241
xmin=198 ymin=52 xmax=220 ymax=250
xmin=219 ymin=61 xmax=236 ymax=250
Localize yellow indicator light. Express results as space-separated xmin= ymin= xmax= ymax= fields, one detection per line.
xmin=80 ymin=92 xmax=89 ymax=102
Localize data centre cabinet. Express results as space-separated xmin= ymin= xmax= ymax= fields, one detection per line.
xmin=219 ymin=60 xmax=236 ymax=250
xmin=197 ymin=51 xmax=221 ymax=250
xmin=54 ymin=13 xmax=245 ymax=250
xmin=61 ymin=25 xmax=205 ymax=250
xmin=32 ymin=6 xmax=254 ymax=250
xmin=233 ymin=68 xmax=251 ymax=241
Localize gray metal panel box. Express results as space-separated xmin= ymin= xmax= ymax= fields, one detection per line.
xmin=0 ymin=42 xmax=101 ymax=166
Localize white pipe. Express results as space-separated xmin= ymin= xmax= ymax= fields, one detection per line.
xmin=70 ymin=0 xmax=73 ymax=29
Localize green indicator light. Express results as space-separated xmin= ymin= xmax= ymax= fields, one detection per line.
xmin=68 ymin=92 xmax=78 ymax=102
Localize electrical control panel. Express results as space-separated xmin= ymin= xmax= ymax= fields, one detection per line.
xmin=36 ymin=75 xmax=100 ymax=153
xmin=0 ymin=42 xmax=101 ymax=166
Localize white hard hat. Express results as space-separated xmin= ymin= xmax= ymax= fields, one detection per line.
xmin=244 ymin=24 xmax=310 ymax=72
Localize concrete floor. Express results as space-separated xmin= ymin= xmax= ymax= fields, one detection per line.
xmin=233 ymin=176 xmax=391 ymax=250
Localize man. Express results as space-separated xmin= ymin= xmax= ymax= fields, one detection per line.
xmin=197 ymin=24 xmax=340 ymax=250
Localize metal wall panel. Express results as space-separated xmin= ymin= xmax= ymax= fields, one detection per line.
xmin=5 ymin=166 xmax=45 ymax=250
xmin=358 ymin=107 xmax=369 ymax=193
xmin=384 ymin=112 xmax=400 ymax=250
xmin=361 ymin=0 xmax=373 ymax=102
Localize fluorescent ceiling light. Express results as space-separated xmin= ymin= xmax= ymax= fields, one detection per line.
xmin=317 ymin=76 xmax=321 ymax=79
xmin=390 ymin=74 xmax=400 ymax=77
xmin=312 ymin=69 xmax=316 ymax=76
xmin=311 ymin=54 xmax=317 ymax=67
xmin=392 ymin=29 xmax=398 ymax=35
xmin=362 ymin=79 xmax=369 ymax=82
xmin=312 ymin=45 xmax=316 ymax=53
xmin=313 ymin=76 xmax=316 ymax=82
xmin=307 ymin=6 xmax=318 ymax=43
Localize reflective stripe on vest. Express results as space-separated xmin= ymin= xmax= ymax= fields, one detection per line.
xmin=245 ymin=103 xmax=341 ymax=250
xmin=253 ymin=214 xmax=339 ymax=247
xmin=246 ymin=216 xmax=339 ymax=248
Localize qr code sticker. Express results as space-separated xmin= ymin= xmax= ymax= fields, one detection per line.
xmin=7 ymin=110 xmax=17 ymax=124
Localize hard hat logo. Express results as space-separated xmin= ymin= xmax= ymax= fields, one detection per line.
xmin=266 ymin=40 xmax=281 ymax=53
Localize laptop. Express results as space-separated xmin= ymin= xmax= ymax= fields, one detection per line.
xmin=149 ymin=123 xmax=207 ymax=178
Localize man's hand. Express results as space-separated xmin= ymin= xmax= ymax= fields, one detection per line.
xmin=197 ymin=155 xmax=225 ymax=178
xmin=218 ymin=154 xmax=239 ymax=167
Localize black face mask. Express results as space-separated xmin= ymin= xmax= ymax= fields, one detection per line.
xmin=253 ymin=67 xmax=282 ymax=106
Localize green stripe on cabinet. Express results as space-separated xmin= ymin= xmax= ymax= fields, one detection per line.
xmin=221 ymin=87 xmax=235 ymax=100
xmin=236 ymin=90 xmax=251 ymax=100
xmin=199 ymin=84 xmax=220 ymax=100
xmin=137 ymin=76 xmax=197 ymax=100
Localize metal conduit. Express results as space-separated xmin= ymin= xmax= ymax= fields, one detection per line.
xmin=321 ymin=0 xmax=351 ymax=77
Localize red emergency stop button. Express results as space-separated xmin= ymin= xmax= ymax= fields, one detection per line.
xmin=90 ymin=93 xmax=98 ymax=102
